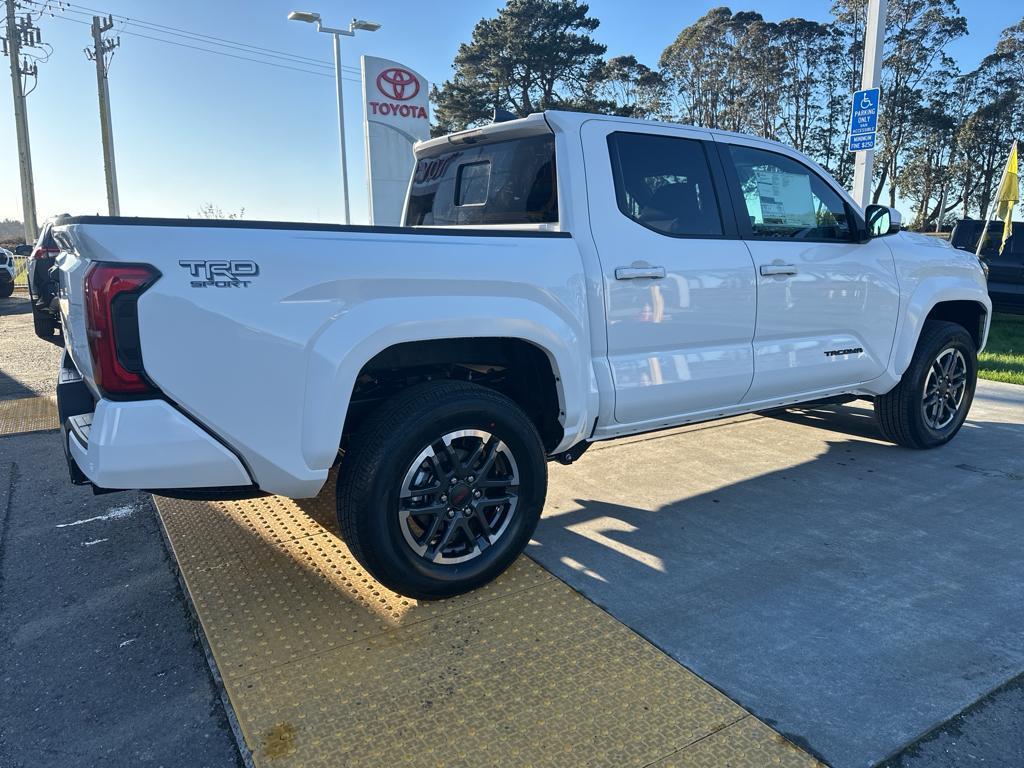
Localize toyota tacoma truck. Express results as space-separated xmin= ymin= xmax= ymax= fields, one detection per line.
xmin=50 ymin=111 xmax=990 ymax=599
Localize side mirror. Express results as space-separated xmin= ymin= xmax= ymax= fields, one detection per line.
xmin=865 ymin=204 xmax=901 ymax=237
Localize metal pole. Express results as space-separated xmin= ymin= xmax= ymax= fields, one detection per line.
xmin=852 ymin=0 xmax=887 ymax=209
xmin=91 ymin=16 xmax=120 ymax=216
xmin=333 ymin=32 xmax=350 ymax=225
xmin=934 ymin=186 xmax=947 ymax=233
xmin=5 ymin=0 xmax=38 ymax=242
xmin=974 ymin=140 xmax=1015 ymax=257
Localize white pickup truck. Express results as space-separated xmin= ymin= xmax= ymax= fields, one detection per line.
xmin=52 ymin=111 xmax=990 ymax=598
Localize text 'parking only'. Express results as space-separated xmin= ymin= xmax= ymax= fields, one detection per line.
xmin=849 ymin=88 xmax=880 ymax=152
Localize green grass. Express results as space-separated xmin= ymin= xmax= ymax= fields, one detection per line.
xmin=979 ymin=313 xmax=1024 ymax=385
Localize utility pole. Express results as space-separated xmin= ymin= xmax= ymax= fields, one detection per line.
xmin=3 ymin=0 xmax=39 ymax=243
xmin=852 ymin=0 xmax=887 ymax=208
xmin=86 ymin=15 xmax=120 ymax=216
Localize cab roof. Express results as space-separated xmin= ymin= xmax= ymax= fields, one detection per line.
xmin=414 ymin=110 xmax=794 ymax=157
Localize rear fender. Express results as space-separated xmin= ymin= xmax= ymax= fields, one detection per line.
xmin=301 ymin=296 xmax=596 ymax=471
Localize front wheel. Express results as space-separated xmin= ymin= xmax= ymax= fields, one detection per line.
xmin=336 ymin=381 xmax=548 ymax=599
xmin=0 ymin=279 xmax=13 ymax=299
xmin=874 ymin=320 xmax=978 ymax=449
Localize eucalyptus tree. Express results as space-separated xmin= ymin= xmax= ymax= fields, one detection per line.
xmin=659 ymin=7 xmax=737 ymax=130
xmin=777 ymin=19 xmax=842 ymax=155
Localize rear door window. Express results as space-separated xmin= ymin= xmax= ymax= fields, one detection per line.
xmin=606 ymin=131 xmax=724 ymax=237
xmin=405 ymin=134 xmax=557 ymax=226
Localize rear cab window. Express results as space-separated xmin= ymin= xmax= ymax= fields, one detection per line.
xmin=405 ymin=134 xmax=557 ymax=226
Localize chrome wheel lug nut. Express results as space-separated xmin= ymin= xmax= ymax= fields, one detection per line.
xmin=467 ymin=475 xmax=475 ymax=483
xmin=440 ymin=494 xmax=447 ymax=503
xmin=474 ymin=490 xmax=482 ymax=498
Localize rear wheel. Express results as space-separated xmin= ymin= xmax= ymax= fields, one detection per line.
xmin=0 ymin=279 xmax=13 ymax=298
xmin=336 ymin=380 xmax=547 ymax=599
xmin=874 ymin=320 xmax=977 ymax=449
xmin=32 ymin=305 xmax=56 ymax=338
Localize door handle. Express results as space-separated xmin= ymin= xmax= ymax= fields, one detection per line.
xmin=615 ymin=266 xmax=666 ymax=280
xmin=759 ymin=263 xmax=798 ymax=276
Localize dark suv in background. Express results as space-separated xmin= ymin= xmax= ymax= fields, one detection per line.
xmin=950 ymin=218 xmax=1024 ymax=313
xmin=26 ymin=220 xmax=63 ymax=342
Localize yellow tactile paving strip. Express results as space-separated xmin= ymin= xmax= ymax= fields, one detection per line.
xmin=155 ymin=487 xmax=822 ymax=768
xmin=0 ymin=395 xmax=59 ymax=435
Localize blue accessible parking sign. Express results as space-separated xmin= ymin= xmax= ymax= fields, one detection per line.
xmin=848 ymin=87 xmax=880 ymax=152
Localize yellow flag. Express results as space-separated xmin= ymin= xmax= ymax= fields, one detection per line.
xmin=994 ymin=141 xmax=1019 ymax=256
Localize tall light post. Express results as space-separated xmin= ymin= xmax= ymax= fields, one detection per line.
xmin=852 ymin=0 xmax=887 ymax=208
xmin=288 ymin=10 xmax=381 ymax=224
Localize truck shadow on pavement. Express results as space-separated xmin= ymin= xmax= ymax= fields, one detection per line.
xmin=527 ymin=404 xmax=1024 ymax=768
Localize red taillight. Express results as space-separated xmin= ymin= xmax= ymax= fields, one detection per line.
xmin=32 ymin=246 xmax=59 ymax=260
xmin=84 ymin=263 xmax=158 ymax=396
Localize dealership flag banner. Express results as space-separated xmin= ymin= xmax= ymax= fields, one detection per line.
xmin=994 ymin=140 xmax=1018 ymax=256
xmin=361 ymin=56 xmax=430 ymax=225
xmin=976 ymin=140 xmax=1019 ymax=257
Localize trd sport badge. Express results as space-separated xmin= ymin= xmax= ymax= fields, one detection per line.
xmin=178 ymin=260 xmax=259 ymax=288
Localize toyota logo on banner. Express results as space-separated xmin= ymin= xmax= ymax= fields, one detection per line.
xmin=376 ymin=68 xmax=420 ymax=101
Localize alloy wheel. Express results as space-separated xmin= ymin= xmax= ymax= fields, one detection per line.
xmin=398 ymin=429 xmax=520 ymax=565
xmin=922 ymin=347 xmax=968 ymax=430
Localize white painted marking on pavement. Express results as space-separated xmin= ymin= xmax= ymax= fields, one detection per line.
xmin=55 ymin=503 xmax=138 ymax=528
xmin=81 ymin=539 xmax=109 ymax=547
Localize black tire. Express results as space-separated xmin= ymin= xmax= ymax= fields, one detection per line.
xmin=336 ymin=380 xmax=548 ymax=599
xmin=875 ymin=320 xmax=977 ymax=449
xmin=0 ymin=280 xmax=13 ymax=298
xmin=32 ymin=305 xmax=56 ymax=338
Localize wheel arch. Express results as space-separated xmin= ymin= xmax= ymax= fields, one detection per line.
xmin=345 ymin=337 xmax=567 ymax=453
xmin=299 ymin=299 xmax=595 ymax=473
xmin=891 ymin=285 xmax=991 ymax=378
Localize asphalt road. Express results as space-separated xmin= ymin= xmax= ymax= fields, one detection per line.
xmin=0 ymin=295 xmax=241 ymax=768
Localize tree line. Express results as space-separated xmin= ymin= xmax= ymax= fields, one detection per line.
xmin=432 ymin=0 xmax=1024 ymax=230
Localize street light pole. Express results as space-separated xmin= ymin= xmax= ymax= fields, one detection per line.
xmin=331 ymin=31 xmax=349 ymax=224
xmin=288 ymin=11 xmax=381 ymax=225
xmin=852 ymin=0 xmax=887 ymax=208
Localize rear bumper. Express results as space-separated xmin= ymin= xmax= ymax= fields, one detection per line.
xmin=58 ymin=356 xmax=255 ymax=494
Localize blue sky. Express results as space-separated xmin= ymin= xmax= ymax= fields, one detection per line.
xmin=0 ymin=0 xmax=1011 ymax=225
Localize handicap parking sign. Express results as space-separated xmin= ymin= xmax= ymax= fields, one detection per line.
xmin=849 ymin=87 xmax=880 ymax=152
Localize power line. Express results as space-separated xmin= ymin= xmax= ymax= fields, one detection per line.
xmin=48 ymin=13 xmax=362 ymax=82
xmin=22 ymin=0 xmax=363 ymax=76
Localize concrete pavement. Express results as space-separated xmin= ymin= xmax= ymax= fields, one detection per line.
xmin=530 ymin=380 xmax=1024 ymax=768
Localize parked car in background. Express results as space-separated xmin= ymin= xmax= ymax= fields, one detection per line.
xmin=12 ymin=243 xmax=33 ymax=257
xmin=51 ymin=111 xmax=990 ymax=598
xmin=950 ymin=218 xmax=1024 ymax=313
xmin=27 ymin=220 xmax=64 ymax=341
xmin=0 ymin=247 xmax=14 ymax=298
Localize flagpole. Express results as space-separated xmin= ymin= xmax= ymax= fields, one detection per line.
xmin=975 ymin=140 xmax=1016 ymax=257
